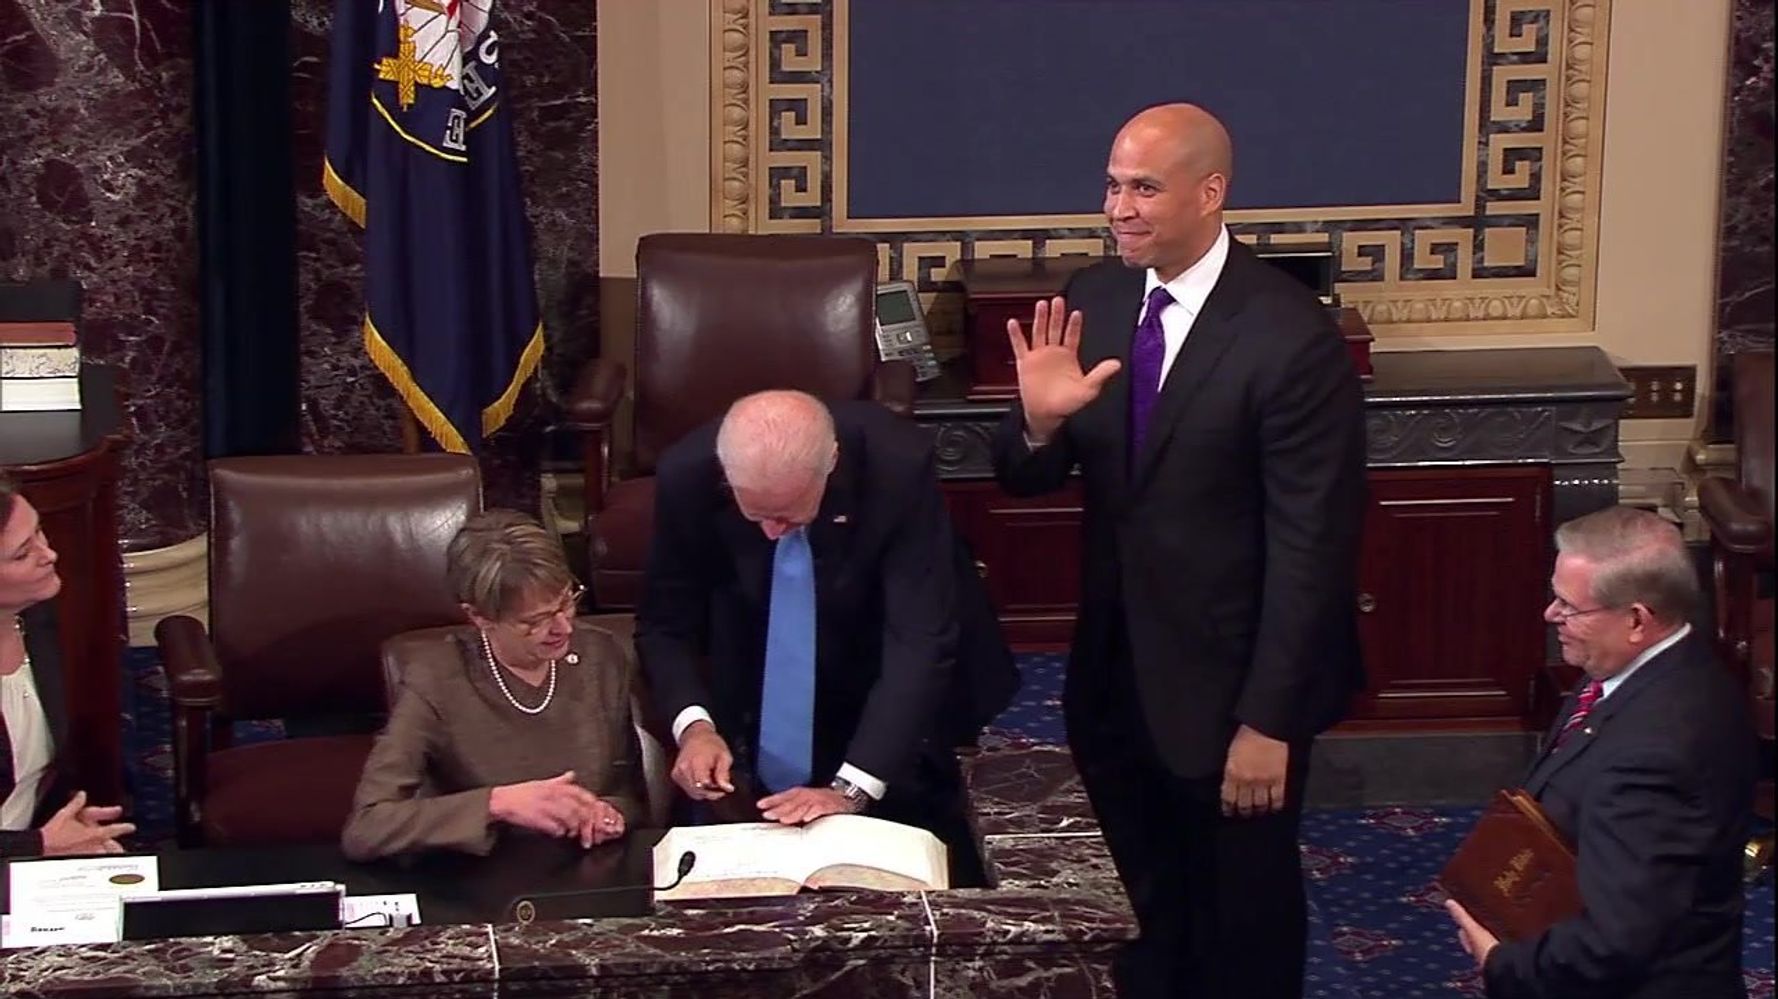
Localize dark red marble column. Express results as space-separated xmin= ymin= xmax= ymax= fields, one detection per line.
xmin=290 ymin=1 xmax=599 ymax=509
xmin=0 ymin=0 xmax=204 ymax=549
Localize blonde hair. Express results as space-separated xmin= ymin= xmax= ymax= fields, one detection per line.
xmin=445 ymin=509 xmax=575 ymax=619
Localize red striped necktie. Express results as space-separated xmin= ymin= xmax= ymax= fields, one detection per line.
xmin=1552 ymin=679 xmax=1604 ymax=749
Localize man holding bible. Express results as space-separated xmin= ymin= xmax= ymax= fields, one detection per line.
xmin=1447 ymin=505 xmax=1756 ymax=998
xmin=635 ymin=390 xmax=1012 ymax=885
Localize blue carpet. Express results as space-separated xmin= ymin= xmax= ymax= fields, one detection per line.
xmin=118 ymin=647 xmax=1775 ymax=996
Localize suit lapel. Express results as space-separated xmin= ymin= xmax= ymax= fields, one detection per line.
xmin=1085 ymin=267 xmax=1143 ymax=488
xmin=719 ymin=504 xmax=773 ymax=607
xmin=1130 ymin=246 xmax=1254 ymax=492
xmin=1523 ymin=635 xmax=1696 ymax=793
xmin=806 ymin=443 xmax=860 ymax=602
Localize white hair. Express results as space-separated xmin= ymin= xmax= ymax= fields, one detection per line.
xmin=715 ymin=390 xmax=837 ymax=491
xmin=1555 ymin=505 xmax=1700 ymax=624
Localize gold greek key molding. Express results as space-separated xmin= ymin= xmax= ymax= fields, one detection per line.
xmin=713 ymin=0 xmax=1611 ymax=336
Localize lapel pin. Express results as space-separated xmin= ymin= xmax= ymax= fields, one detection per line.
xmin=565 ymin=652 xmax=579 ymax=665
xmin=832 ymin=514 xmax=848 ymax=523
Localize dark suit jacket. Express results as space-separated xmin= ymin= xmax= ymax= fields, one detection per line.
xmin=993 ymin=240 xmax=1368 ymax=778
xmin=637 ymin=401 xmax=1011 ymax=798
xmin=1 ymin=601 xmax=72 ymax=856
xmin=1485 ymin=631 xmax=1755 ymax=999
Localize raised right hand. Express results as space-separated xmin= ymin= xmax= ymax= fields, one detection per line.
xmin=671 ymin=721 xmax=735 ymax=801
xmin=40 ymin=791 xmax=135 ymax=857
xmin=1006 ymin=295 xmax=1122 ymax=440
xmin=488 ymin=770 xmax=602 ymax=838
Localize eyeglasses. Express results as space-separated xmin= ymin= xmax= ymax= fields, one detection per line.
xmin=510 ymin=584 xmax=585 ymax=635
xmin=1548 ymin=596 xmax=1619 ymax=622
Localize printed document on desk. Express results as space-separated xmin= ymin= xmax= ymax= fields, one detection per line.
xmin=3 ymin=855 xmax=159 ymax=947
xmin=653 ymin=814 xmax=947 ymax=900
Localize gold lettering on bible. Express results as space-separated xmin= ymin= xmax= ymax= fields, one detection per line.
xmin=1493 ymin=848 xmax=1534 ymax=897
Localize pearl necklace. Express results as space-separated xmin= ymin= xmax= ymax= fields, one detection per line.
xmin=480 ymin=631 xmax=557 ymax=715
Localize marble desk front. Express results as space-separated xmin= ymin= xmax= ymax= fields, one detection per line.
xmin=0 ymin=743 xmax=1131 ymax=998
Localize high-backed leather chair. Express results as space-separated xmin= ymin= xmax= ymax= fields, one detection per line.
xmin=379 ymin=617 xmax=673 ymax=828
xmin=156 ymin=454 xmax=482 ymax=847
xmin=1698 ymin=350 xmax=1774 ymax=826
xmin=564 ymin=233 xmax=915 ymax=609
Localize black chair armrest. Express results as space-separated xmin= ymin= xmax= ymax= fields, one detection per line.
xmin=156 ymin=614 xmax=221 ymax=846
xmin=1699 ymin=476 xmax=1771 ymax=554
xmin=871 ymin=359 xmax=917 ymax=418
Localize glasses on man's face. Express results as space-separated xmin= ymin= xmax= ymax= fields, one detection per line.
xmin=511 ymin=584 xmax=585 ymax=635
xmin=1548 ymin=595 xmax=1619 ymax=623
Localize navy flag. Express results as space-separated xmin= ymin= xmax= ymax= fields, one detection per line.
xmin=322 ymin=0 xmax=541 ymax=453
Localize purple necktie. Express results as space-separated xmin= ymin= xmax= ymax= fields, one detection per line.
xmin=1128 ymin=285 xmax=1174 ymax=462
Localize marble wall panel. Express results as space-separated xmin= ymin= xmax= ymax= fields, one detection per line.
xmin=1712 ymin=0 xmax=1775 ymax=434
xmin=0 ymin=0 xmax=203 ymax=548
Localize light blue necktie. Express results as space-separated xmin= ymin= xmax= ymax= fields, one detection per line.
xmin=758 ymin=526 xmax=816 ymax=791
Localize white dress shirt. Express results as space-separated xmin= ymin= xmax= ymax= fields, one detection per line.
xmin=1141 ymin=224 xmax=1232 ymax=387
xmin=2 ymin=655 xmax=52 ymax=831
xmin=1598 ymin=621 xmax=1692 ymax=702
xmin=671 ymin=706 xmax=886 ymax=800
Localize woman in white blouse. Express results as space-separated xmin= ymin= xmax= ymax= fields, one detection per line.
xmin=0 ymin=473 xmax=134 ymax=857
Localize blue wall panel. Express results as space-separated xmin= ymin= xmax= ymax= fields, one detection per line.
xmin=846 ymin=0 xmax=1472 ymax=218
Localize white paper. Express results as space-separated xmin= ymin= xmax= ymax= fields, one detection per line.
xmin=340 ymin=893 xmax=421 ymax=929
xmin=3 ymin=855 xmax=159 ymax=948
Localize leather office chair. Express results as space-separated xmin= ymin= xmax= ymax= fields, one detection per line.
xmin=1698 ymin=351 xmax=1774 ymax=839
xmin=156 ymin=454 xmax=482 ymax=847
xmin=563 ymin=233 xmax=916 ymax=609
xmin=379 ymin=617 xmax=674 ymax=828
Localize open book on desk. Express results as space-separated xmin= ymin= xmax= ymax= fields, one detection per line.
xmin=652 ymin=814 xmax=948 ymax=900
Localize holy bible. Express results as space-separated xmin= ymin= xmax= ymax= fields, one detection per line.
xmin=652 ymin=815 xmax=949 ymax=900
xmin=1438 ymin=789 xmax=1582 ymax=941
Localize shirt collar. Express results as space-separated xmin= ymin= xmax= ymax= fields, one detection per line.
xmin=1143 ymin=224 xmax=1231 ymax=319
xmin=1599 ymin=621 xmax=1691 ymax=700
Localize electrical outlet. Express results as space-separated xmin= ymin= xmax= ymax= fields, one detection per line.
xmin=1619 ymin=365 xmax=1697 ymax=419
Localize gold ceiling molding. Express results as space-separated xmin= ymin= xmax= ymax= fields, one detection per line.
xmin=711 ymin=0 xmax=1611 ymax=336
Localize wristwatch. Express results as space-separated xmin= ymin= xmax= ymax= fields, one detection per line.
xmin=829 ymin=776 xmax=871 ymax=813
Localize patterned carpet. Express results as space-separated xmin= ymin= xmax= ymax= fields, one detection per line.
xmin=119 ymin=648 xmax=1775 ymax=997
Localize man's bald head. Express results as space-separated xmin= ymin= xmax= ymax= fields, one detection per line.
xmin=716 ymin=390 xmax=838 ymax=538
xmin=1104 ymin=103 xmax=1235 ymax=281
xmin=1116 ymin=103 xmax=1234 ymax=187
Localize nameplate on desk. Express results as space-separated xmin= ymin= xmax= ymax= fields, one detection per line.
xmin=120 ymin=882 xmax=344 ymax=941
xmin=4 ymin=855 xmax=159 ymax=948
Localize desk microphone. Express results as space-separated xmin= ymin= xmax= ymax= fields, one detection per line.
xmin=509 ymin=851 xmax=697 ymax=925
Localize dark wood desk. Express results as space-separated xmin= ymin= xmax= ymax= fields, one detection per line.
xmin=1 ymin=745 xmax=1134 ymax=997
xmin=0 ymin=364 xmax=126 ymax=802
xmin=1 ymin=834 xmax=663 ymax=929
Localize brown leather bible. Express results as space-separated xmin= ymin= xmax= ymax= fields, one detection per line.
xmin=1438 ymin=789 xmax=1583 ymax=941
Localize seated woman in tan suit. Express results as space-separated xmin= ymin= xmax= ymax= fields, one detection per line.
xmin=341 ymin=510 xmax=645 ymax=861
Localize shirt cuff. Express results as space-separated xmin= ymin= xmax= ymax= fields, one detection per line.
xmin=1022 ymin=428 xmax=1050 ymax=451
xmin=672 ymin=706 xmax=714 ymax=744
xmin=836 ymin=763 xmax=887 ymax=800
